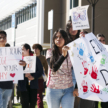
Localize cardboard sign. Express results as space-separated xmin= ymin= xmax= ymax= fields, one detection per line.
xmin=23 ymin=56 xmax=36 ymax=73
xmin=67 ymin=33 xmax=108 ymax=102
xmin=71 ymin=5 xmax=90 ymax=30
xmin=0 ymin=47 xmax=23 ymax=81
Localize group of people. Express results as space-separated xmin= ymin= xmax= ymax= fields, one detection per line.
xmin=0 ymin=19 xmax=107 ymax=108
xmin=0 ymin=30 xmax=48 ymax=108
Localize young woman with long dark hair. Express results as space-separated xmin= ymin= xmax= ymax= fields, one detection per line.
xmin=18 ymin=43 xmax=43 ymax=108
xmin=46 ymin=28 xmax=75 ymax=108
xmin=66 ymin=20 xmax=81 ymax=42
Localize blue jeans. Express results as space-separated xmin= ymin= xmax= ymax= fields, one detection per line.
xmin=46 ymin=87 xmax=75 ymax=108
xmin=0 ymin=88 xmax=12 ymax=108
xmin=46 ymin=69 xmax=76 ymax=108
xmin=72 ymin=68 xmax=76 ymax=88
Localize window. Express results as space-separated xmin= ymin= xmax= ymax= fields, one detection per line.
xmin=0 ymin=16 xmax=11 ymax=30
xmin=0 ymin=2 xmax=37 ymax=30
xmin=70 ymin=0 xmax=78 ymax=9
xmin=16 ymin=2 xmax=37 ymax=25
xmin=70 ymin=0 xmax=72 ymax=9
xmin=73 ymin=0 xmax=78 ymax=7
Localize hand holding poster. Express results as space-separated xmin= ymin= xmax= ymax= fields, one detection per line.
xmin=0 ymin=47 xmax=23 ymax=81
xmin=67 ymin=33 xmax=108 ymax=102
xmin=23 ymin=56 xmax=36 ymax=73
xmin=71 ymin=5 xmax=89 ymax=30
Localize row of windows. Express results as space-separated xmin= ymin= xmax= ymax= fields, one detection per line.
xmin=0 ymin=2 xmax=37 ymax=30
xmin=16 ymin=3 xmax=36 ymax=25
xmin=0 ymin=17 xmax=11 ymax=30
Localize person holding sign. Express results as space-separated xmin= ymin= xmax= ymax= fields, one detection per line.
xmin=97 ymin=33 xmax=105 ymax=44
xmin=66 ymin=20 xmax=95 ymax=108
xmin=0 ymin=30 xmax=13 ymax=108
xmin=66 ymin=20 xmax=81 ymax=108
xmin=32 ymin=44 xmax=48 ymax=108
xmin=46 ymin=28 xmax=75 ymax=108
xmin=95 ymin=34 xmax=108 ymax=108
xmin=66 ymin=20 xmax=81 ymax=43
xmin=18 ymin=43 xmax=43 ymax=108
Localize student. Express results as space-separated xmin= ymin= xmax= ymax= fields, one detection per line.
xmin=95 ymin=33 xmax=108 ymax=108
xmin=66 ymin=20 xmax=95 ymax=108
xmin=97 ymin=33 xmax=105 ymax=44
xmin=5 ymin=43 xmax=14 ymax=108
xmin=46 ymin=28 xmax=75 ymax=108
xmin=66 ymin=20 xmax=81 ymax=108
xmin=18 ymin=43 xmax=43 ymax=108
xmin=32 ymin=43 xmax=48 ymax=108
xmin=0 ymin=30 xmax=13 ymax=108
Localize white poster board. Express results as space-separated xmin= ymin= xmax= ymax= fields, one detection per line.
xmin=71 ymin=5 xmax=90 ymax=30
xmin=23 ymin=56 xmax=36 ymax=73
xmin=67 ymin=33 xmax=108 ymax=102
xmin=0 ymin=47 xmax=23 ymax=81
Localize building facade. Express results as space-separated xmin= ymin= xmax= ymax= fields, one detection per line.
xmin=0 ymin=0 xmax=108 ymax=49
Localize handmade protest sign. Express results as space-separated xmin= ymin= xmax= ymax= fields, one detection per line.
xmin=67 ymin=33 xmax=108 ymax=102
xmin=0 ymin=47 xmax=23 ymax=81
xmin=71 ymin=5 xmax=89 ymax=30
xmin=23 ymin=56 xmax=36 ymax=73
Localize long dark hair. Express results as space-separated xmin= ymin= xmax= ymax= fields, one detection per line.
xmin=66 ymin=20 xmax=80 ymax=42
xmin=22 ymin=43 xmax=33 ymax=55
xmin=50 ymin=28 xmax=68 ymax=68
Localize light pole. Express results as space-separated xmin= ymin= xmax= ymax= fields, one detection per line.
xmin=87 ymin=0 xmax=99 ymax=33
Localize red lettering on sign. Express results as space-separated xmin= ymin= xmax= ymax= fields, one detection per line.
xmin=0 ymin=72 xmax=7 ymax=79
xmin=0 ymin=57 xmax=6 ymax=65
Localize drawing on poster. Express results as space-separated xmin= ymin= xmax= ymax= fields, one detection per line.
xmin=24 ymin=56 xmax=36 ymax=73
xmin=81 ymin=80 xmax=88 ymax=93
xmin=90 ymin=65 xmax=98 ymax=79
xmin=88 ymin=52 xmax=95 ymax=63
xmin=73 ymin=42 xmax=76 ymax=47
xmin=71 ymin=51 xmax=74 ymax=57
xmin=73 ymin=10 xmax=86 ymax=22
xmin=90 ymin=84 xmax=100 ymax=94
xmin=77 ymin=43 xmax=85 ymax=56
xmin=82 ymin=61 xmax=88 ymax=75
xmin=100 ymin=55 xmax=107 ymax=65
xmin=10 ymin=73 xmax=15 ymax=77
xmin=102 ymin=87 xmax=108 ymax=94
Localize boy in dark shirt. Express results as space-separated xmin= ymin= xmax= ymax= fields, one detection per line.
xmin=0 ymin=30 xmax=13 ymax=108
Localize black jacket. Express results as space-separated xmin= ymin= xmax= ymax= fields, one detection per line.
xmin=18 ymin=57 xmax=43 ymax=91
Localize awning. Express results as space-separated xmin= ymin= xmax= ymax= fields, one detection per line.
xmin=0 ymin=0 xmax=36 ymax=21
